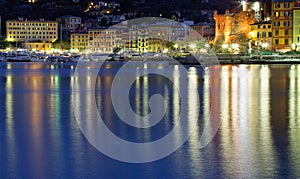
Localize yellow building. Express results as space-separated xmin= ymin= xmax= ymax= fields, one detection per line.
xmin=6 ymin=19 xmax=58 ymax=50
xmin=130 ymin=25 xmax=149 ymax=52
xmin=6 ymin=18 xmax=58 ymax=51
xmin=249 ymin=21 xmax=273 ymax=51
xmin=293 ymin=8 xmax=300 ymax=50
xmin=26 ymin=42 xmax=52 ymax=51
xmin=271 ymin=0 xmax=296 ymax=51
xmin=70 ymin=33 xmax=88 ymax=52
xmin=147 ymin=23 xmax=185 ymax=53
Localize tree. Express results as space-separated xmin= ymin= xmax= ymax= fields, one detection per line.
xmin=113 ymin=47 xmax=122 ymax=54
xmin=99 ymin=18 xmax=108 ymax=26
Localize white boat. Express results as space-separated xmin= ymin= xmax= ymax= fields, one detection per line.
xmin=0 ymin=52 xmax=6 ymax=61
xmin=6 ymin=49 xmax=31 ymax=62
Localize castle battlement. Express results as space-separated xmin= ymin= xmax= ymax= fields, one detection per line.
xmin=214 ymin=9 xmax=255 ymax=45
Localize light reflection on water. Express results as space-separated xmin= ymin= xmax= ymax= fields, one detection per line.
xmin=0 ymin=62 xmax=300 ymax=178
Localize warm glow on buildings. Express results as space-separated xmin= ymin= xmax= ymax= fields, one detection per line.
xmin=88 ymin=28 xmax=117 ymax=53
xmin=293 ymin=8 xmax=300 ymax=50
xmin=71 ymin=33 xmax=89 ymax=52
xmin=249 ymin=21 xmax=272 ymax=50
xmin=271 ymin=0 xmax=295 ymax=51
xmin=214 ymin=9 xmax=255 ymax=45
xmin=6 ymin=19 xmax=58 ymax=44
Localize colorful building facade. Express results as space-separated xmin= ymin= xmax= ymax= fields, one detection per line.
xmin=249 ymin=21 xmax=273 ymax=51
xmin=70 ymin=33 xmax=89 ymax=52
xmin=271 ymin=0 xmax=296 ymax=51
xmin=6 ymin=19 xmax=58 ymax=43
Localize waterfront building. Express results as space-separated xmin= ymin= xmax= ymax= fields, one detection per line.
xmin=147 ymin=22 xmax=186 ymax=52
xmin=214 ymin=9 xmax=255 ymax=45
xmin=115 ymin=26 xmax=130 ymax=50
xmin=70 ymin=32 xmax=89 ymax=52
xmin=147 ymin=25 xmax=171 ymax=52
xmin=6 ymin=18 xmax=58 ymax=50
xmin=88 ymin=28 xmax=117 ymax=53
xmin=190 ymin=23 xmax=215 ymax=42
xmin=271 ymin=0 xmax=296 ymax=51
xmin=57 ymin=15 xmax=81 ymax=32
xmin=249 ymin=21 xmax=273 ymax=51
xmin=293 ymin=7 xmax=300 ymax=50
xmin=130 ymin=25 xmax=149 ymax=52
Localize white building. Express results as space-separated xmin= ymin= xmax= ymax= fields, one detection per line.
xmin=57 ymin=15 xmax=81 ymax=32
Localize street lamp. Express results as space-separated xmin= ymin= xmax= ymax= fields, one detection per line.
xmin=174 ymin=43 xmax=179 ymax=49
xmin=261 ymin=43 xmax=269 ymax=49
xmin=222 ymin=43 xmax=229 ymax=49
xmin=222 ymin=43 xmax=229 ymax=53
xmin=232 ymin=43 xmax=239 ymax=49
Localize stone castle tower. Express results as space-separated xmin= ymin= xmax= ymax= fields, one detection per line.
xmin=214 ymin=4 xmax=255 ymax=45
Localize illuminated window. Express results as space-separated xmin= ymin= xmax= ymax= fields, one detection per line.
xmin=284 ymin=3 xmax=289 ymax=8
xmin=274 ymin=21 xmax=280 ymax=26
xmin=284 ymin=21 xmax=290 ymax=26
xmin=284 ymin=12 xmax=289 ymax=16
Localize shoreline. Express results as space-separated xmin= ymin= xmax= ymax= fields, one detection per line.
xmin=2 ymin=54 xmax=300 ymax=65
xmin=174 ymin=54 xmax=300 ymax=65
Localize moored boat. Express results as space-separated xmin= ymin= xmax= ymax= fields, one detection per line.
xmin=6 ymin=49 xmax=31 ymax=62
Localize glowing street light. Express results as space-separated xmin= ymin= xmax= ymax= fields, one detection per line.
xmin=174 ymin=44 xmax=179 ymax=49
xmin=222 ymin=44 xmax=229 ymax=49
xmin=261 ymin=43 xmax=269 ymax=48
xmin=292 ymin=43 xmax=296 ymax=50
xmin=232 ymin=43 xmax=239 ymax=49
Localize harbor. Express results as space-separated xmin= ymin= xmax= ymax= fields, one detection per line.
xmin=2 ymin=48 xmax=300 ymax=65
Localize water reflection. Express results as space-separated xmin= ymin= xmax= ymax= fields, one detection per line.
xmin=5 ymin=75 xmax=17 ymax=178
xmin=1 ymin=63 xmax=300 ymax=178
xmin=288 ymin=65 xmax=300 ymax=177
xmin=209 ymin=65 xmax=279 ymax=177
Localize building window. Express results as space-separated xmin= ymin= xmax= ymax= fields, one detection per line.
xmin=275 ymin=39 xmax=279 ymax=44
xmin=275 ymin=3 xmax=280 ymax=8
xmin=284 ymin=21 xmax=290 ymax=26
xmin=268 ymin=32 xmax=272 ymax=37
xmin=285 ymin=39 xmax=288 ymax=45
xmin=275 ymin=30 xmax=279 ymax=36
xmin=285 ymin=30 xmax=289 ymax=35
xmin=274 ymin=21 xmax=280 ymax=26
xmin=284 ymin=12 xmax=289 ymax=16
xmin=284 ymin=3 xmax=289 ymax=8
xmin=262 ymin=32 xmax=266 ymax=38
xmin=275 ymin=12 xmax=280 ymax=17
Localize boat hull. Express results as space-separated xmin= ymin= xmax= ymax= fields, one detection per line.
xmin=7 ymin=59 xmax=31 ymax=62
